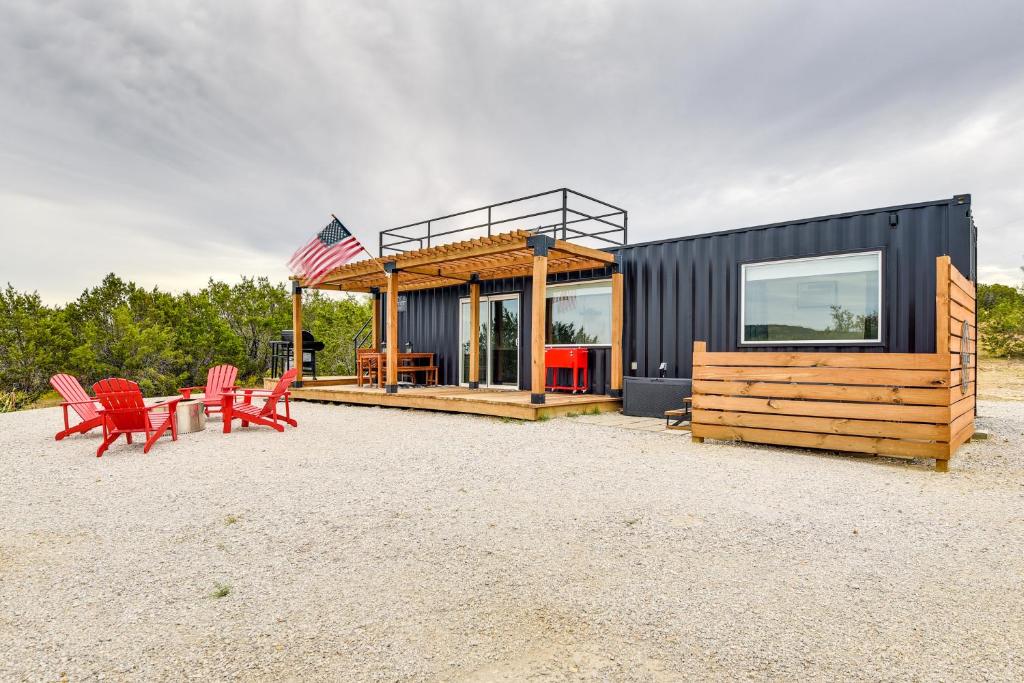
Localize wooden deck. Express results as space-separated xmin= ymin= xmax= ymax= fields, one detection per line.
xmin=283 ymin=382 xmax=622 ymax=421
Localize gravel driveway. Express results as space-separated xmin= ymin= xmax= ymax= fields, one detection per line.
xmin=1 ymin=400 xmax=1022 ymax=681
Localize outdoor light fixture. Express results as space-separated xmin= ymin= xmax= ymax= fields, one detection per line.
xmin=658 ymin=362 xmax=668 ymax=378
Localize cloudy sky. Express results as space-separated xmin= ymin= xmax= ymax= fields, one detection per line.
xmin=2 ymin=0 xmax=1023 ymax=303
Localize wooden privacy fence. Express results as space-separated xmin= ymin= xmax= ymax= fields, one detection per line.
xmin=691 ymin=256 xmax=975 ymax=471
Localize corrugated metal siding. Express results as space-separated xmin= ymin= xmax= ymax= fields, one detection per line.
xmin=387 ymin=195 xmax=975 ymax=391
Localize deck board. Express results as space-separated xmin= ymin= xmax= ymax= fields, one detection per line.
xmin=286 ymin=382 xmax=621 ymax=420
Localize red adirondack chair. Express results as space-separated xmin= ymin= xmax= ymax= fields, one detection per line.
xmin=178 ymin=364 xmax=238 ymax=415
xmin=92 ymin=378 xmax=180 ymax=457
xmin=221 ymin=368 xmax=298 ymax=434
xmin=50 ymin=374 xmax=104 ymax=441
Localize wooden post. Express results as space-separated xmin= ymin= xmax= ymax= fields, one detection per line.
xmin=385 ymin=265 xmax=399 ymax=393
xmin=371 ymin=288 xmax=381 ymax=351
xmin=292 ymin=283 xmax=303 ymax=387
xmin=469 ymin=280 xmax=480 ymax=388
xmin=610 ymin=270 xmax=624 ymax=397
xmin=691 ymin=341 xmax=706 ymax=443
xmin=936 ymin=255 xmax=951 ymax=355
xmin=530 ymin=253 xmax=548 ymax=404
xmin=370 ymin=288 xmax=382 ymax=352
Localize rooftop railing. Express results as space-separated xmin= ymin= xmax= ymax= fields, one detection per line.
xmin=378 ymin=188 xmax=627 ymax=256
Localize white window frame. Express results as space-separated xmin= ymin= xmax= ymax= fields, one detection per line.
xmin=545 ymin=279 xmax=613 ymax=348
xmin=739 ymin=250 xmax=883 ymax=346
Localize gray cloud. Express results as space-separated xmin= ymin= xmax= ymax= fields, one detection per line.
xmin=2 ymin=0 xmax=1023 ymax=302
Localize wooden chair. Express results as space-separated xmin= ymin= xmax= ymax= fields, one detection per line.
xmin=50 ymin=374 xmax=104 ymax=441
xmin=178 ymin=364 xmax=239 ymax=415
xmin=92 ymin=378 xmax=180 ymax=457
xmin=222 ymin=368 xmax=298 ymax=434
xmin=356 ymin=348 xmax=379 ymax=387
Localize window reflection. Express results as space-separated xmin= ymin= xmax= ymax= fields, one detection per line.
xmin=545 ymin=282 xmax=612 ymax=345
xmin=742 ymin=252 xmax=881 ymax=343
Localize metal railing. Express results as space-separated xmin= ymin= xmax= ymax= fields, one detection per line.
xmin=352 ymin=314 xmax=373 ymax=360
xmin=378 ymin=188 xmax=627 ymax=256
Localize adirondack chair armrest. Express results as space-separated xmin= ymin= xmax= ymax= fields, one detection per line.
xmin=177 ymin=385 xmax=207 ymax=399
xmin=60 ymin=399 xmax=103 ymax=407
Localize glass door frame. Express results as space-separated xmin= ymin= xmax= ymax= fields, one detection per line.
xmin=458 ymin=292 xmax=521 ymax=388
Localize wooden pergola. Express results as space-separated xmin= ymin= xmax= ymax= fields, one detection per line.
xmin=290 ymin=229 xmax=624 ymax=403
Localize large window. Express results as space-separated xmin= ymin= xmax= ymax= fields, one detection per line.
xmin=741 ymin=251 xmax=882 ymax=344
xmin=545 ymin=281 xmax=611 ymax=345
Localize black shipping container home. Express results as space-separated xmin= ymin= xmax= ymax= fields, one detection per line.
xmin=285 ymin=189 xmax=977 ymax=466
xmin=386 ymin=192 xmax=975 ymax=394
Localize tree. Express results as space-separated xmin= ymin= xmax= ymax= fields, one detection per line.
xmin=978 ymin=283 xmax=1024 ymax=358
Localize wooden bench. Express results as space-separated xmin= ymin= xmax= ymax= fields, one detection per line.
xmin=378 ymin=363 xmax=438 ymax=387
xmin=396 ymin=366 xmax=438 ymax=386
xmin=665 ymin=397 xmax=692 ymax=430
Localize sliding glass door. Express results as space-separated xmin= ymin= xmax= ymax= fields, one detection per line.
xmin=459 ymin=294 xmax=519 ymax=387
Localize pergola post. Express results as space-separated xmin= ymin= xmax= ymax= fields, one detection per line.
xmin=370 ymin=287 xmax=381 ymax=351
xmin=468 ymin=275 xmax=480 ymax=389
xmin=610 ymin=266 xmax=624 ymax=397
xmin=291 ymin=282 xmax=303 ymax=387
xmin=528 ymin=235 xmax=553 ymax=405
xmin=384 ymin=262 xmax=399 ymax=393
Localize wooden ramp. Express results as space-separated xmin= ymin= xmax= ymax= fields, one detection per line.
xmin=287 ymin=383 xmax=622 ymax=421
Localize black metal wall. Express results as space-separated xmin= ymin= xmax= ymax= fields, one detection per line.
xmin=385 ymin=195 xmax=976 ymax=391
xmin=391 ymin=269 xmax=613 ymax=391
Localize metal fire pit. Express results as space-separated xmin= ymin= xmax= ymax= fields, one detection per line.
xmin=172 ymin=399 xmax=207 ymax=434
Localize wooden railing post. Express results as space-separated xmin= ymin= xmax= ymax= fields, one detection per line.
xmin=610 ymin=269 xmax=624 ymax=397
xmin=292 ymin=282 xmax=303 ymax=387
xmin=469 ymin=278 xmax=480 ymax=388
xmin=385 ymin=263 xmax=399 ymax=394
xmin=936 ymin=255 xmax=951 ymax=355
xmin=691 ymin=341 xmax=706 ymax=443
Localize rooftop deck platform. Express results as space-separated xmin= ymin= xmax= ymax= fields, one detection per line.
xmin=281 ymin=382 xmax=622 ymax=421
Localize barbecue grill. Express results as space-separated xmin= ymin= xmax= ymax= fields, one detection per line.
xmin=270 ymin=330 xmax=325 ymax=378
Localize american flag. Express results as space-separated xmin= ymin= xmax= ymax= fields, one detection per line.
xmin=287 ymin=216 xmax=366 ymax=286
xmin=554 ymin=293 xmax=576 ymax=312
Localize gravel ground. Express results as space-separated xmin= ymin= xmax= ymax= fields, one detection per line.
xmin=1 ymin=399 xmax=1022 ymax=681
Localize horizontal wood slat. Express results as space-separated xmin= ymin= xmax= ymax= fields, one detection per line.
xmin=949 ymin=334 xmax=978 ymax=353
xmin=691 ymin=423 xmax=946 ymax=459
xmin=949 ymin=353 xmax=976 ymax=369
xmin=692 ymin=409 xmax=948 ymax=441
xmin=949 ymin=282 xmax=976 ymax=313
xmin=691 ymin=380 xmax=953 ymax=406
xmin=950 ymin=394 xmax=975 ymax=420
xmin=693 ymin=352 xmax=949 ymax=370
xmin=692 ymin=394 xmax=951 ymax=423
xmin=694 ymin=365 xmax=950 ymax=387
xmin=950 ymin=300 xmax=973 ymax=325
xmin=950 ymin=266 xmax=975 ymax=299
xmin=950 ymin=368 xmax=976 ymax=388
